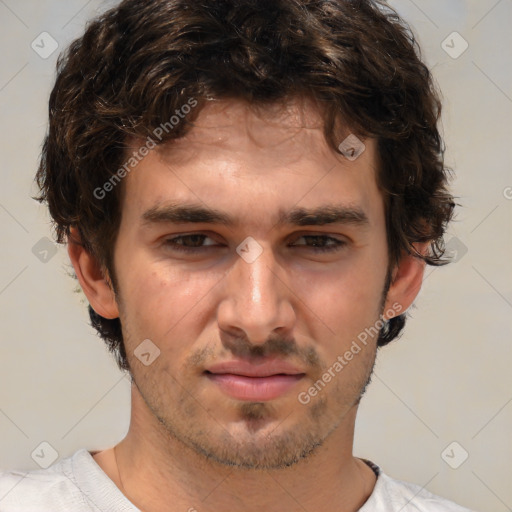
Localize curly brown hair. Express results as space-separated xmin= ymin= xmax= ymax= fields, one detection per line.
xmin=36 ymin=0 xmax=454 ymax=372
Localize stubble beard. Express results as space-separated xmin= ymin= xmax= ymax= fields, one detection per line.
xmin=126 ymin=340 xmax=377 ymax=471
xmin=118 ymin=270 xmax=390 ymax=471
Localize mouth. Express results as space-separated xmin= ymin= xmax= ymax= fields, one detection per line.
xmin=204 ymin=359 xmax=306 ymax=401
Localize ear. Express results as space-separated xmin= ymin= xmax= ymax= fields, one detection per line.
xmin=67 ymin=228 xmax=119 ymax=319
xmin=383 ymin=242 xmax=429 ymax=319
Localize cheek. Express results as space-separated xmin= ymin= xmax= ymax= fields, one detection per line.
xmin=117 ymin=255 xmax=221 ymax=341
xmin=285 ymin=257 xmax=387 ymax=369
xmin=292 ymin=252 xmax=386 ymax=320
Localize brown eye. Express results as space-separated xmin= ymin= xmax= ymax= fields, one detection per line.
xmin=164 ymin=234 xmax=220 ymax=253
xmin=291 ymin=235 xmax=346 ymax=253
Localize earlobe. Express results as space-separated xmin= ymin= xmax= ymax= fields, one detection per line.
xmin=67 ymin=229 xmax=119 ymax=320
xmin=383 ymin=243 xmax=429 ymax=319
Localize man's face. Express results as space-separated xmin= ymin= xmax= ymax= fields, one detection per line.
xmin=112 ymin=98 xmax=391 ymax=469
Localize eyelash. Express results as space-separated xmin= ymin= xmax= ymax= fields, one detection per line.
xmin=163 ymin=234 xmax=347 ymax=254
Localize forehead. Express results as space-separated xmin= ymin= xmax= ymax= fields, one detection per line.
xmin=153 ymin=97 xmax=353 ymax=167
xmin=120 ymin=97 xmax=382 ymax=229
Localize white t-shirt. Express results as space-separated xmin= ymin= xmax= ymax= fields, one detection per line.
xmin=0 ymin=449 xmax=476 ymax=511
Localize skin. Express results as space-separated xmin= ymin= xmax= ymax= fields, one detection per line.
xmin=69 ymin=96 xmax=426 ymax=512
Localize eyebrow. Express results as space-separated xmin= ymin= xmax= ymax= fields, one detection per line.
xmin=141 ymin=202 xmax=369 ymax=228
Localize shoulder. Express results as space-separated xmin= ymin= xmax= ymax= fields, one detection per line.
xmin=0 ymin=449 xmax=92 ymax=511
xmin=362 ymin=470 xmax=478 ymax=512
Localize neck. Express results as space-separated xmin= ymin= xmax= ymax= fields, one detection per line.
xmin=104 ymin=386 xmax=376 ymax=512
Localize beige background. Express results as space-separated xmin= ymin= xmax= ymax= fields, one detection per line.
xmin=0 ymin=1 xmax=511 ymax=511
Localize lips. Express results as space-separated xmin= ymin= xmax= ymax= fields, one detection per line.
xmin=204 ymin=359 xmax=305 ymax=401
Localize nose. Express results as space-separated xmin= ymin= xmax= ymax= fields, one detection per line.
xmin=216 ymin=242 xmax=296 ymax=346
